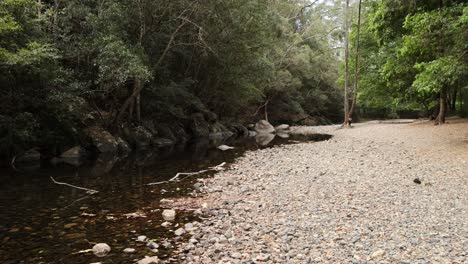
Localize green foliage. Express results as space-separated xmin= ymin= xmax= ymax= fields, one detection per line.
xmin=0 ymin=0 xmax=344 ymax=161
xmin=413 ymin=56 xmax=466 ymax=94
xmin=354 ymin=0 xmax=468 ymax=118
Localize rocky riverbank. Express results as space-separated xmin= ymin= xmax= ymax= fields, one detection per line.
xmin=174 ymin=119 xmax=468 ymax=263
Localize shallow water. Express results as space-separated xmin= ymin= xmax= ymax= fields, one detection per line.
xmin=0 ymin=133 xmax=331 ymax=263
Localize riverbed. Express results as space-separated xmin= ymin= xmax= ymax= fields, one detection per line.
xmin=0 ymin=133 xmax=331 ymax=263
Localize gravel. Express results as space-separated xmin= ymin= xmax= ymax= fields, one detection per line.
xmin=176 ymin=120 xmax=468 ymax=263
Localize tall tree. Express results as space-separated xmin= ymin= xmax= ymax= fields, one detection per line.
xmin=348 ymin=0 xmax=362 ymax=121
xmin=343 ymin=0 xmax=350 ymax=126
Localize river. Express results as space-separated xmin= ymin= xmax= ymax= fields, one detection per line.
xmin=0 ymin=133 xmax=331 ymax=263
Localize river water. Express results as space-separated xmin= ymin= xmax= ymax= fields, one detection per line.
xmin=0 ymin=133 xmax=331 ymax=263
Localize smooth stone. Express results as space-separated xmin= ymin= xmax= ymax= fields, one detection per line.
xmin=137 ymin=235 xmax=147 ymax=242
xmin=92 ymin=243 xmax=111 ymax=257
xmin=123 ymin=248 xmax=135 ymax=253
xmin=146 ymin=242 xmax=159 ymax=249
xmin=162 ymin=209 xmax=176 ymax=221
xmin=175 ymin=228 xmax=185 ymax=236
xmin=137 ymin=256 xmax=160 ymax=264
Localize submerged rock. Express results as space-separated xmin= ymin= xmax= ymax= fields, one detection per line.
xmin=92 ymin=243 xmax=111 ymax=257
xmin=255 ymin=120 xmax=275 ymax=134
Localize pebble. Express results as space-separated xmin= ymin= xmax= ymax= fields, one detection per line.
xmin=137 ymin=235 xmax=147 ymax=242
xmin=162 ymin=209 xmax=176 ymax=221
xmin=137 ymin=256 xmax=159 ymax=264
xmin=146 ymin=241 xmax=159 ymax=249
xmin=174 ymin=228 xmax=185 ymax=236
xmin=175 ymin=123 xmax=468 ymax=263
xmin=123 ymin=248 xmax=135 ymax=253
xmin=161 ymin=221 xmax=171 ymax=227
xmin=92 ymin=243 xmax=111 ymax=257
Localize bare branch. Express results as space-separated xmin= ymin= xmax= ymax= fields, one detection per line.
xmin=147 ymin=162 xmax=226 ymax=186
xmin=50 ymin=177 xmax=99 ymax=194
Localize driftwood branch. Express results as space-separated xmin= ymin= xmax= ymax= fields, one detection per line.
xmin=50 ymin=177 xmax=99 ymax=194
xmin=147 ymin=162 xmax=226 ymax=186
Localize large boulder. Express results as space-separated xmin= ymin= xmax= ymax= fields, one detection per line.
xmin=209 ymin=122 xmax=234 ymax=139
xmin=171 ymin=123 xmax=189 ymax=143
xmin=142 ymin=120 xmax=159 ymax=136
xmin=190 ymin=113 xmax=210 ymax=138
xmin=132 ymin=126 xmax=154 ymax=149
xmin=60 ymin=146 xmax=84 ymax=158
xmin=156 ymin=125 xmax=176 ymax=142
xmin=85 ymin=126 xmax=118 ymax=154
xmin=203 ymin=111 xmax=218 ymax=124
xmin=300 ymin=116 xmax=320 ymax=126
xmin=50 ymin=146 xmax=84 ymax=166
xmin=229 ymin=123 xmax=249 ymax=138
xmin=275 ymin=124 xmax=290 ymax=131
xmin=254 ymin=120 xmax=275 ymax=134
xmin=116 ymin=137 xmax=131 ymax=156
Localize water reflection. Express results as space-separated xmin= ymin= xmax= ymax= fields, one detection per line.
xmin=0 ymin=133 xmax=332 ymax=263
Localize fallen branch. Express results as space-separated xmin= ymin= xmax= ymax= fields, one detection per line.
xmin=50 ymin=177 xmax=99 ymax=194
xmin=10 ymin=155 xmax=17 ymax=170
xmin=147 ymin=162 xmax=226 ymax=186
xmin=72 ymin=249 xmax=93 ymax=255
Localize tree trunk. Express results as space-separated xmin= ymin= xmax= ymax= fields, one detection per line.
xmin=136 ymin=94 xmax=141 ymax=124
xmin=436 ymin=87 xmax=447 ymax=125
xmin=343 ymin=0 xmax=350 ymax=127
xmin=348 ymin=0 xmax=362 ymax=121
xmin=115 ymin=19 xmax=187 ymax=124
xmin=451 ymin=88 xmax=457 ymax=111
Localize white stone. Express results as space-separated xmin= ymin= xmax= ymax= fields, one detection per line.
xmin=162 ymin=209 xmax=176 ymax=221
xmin=174 ymin=228 xmax=185 ymax=236
xmin=92 ymin=243 xmax=111 ymax=257
xmin=217 ymin=145 xmax=234 ymax=151
xmin=137 ymin=256 xmax=160 ymax=264
xmin=123 ymin=248 xmax=135 ymax=253
xmin=137 ymin=235 xmax=147 ymax=242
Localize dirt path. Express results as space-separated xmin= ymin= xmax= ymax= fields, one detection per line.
xmin=176 ymin=119 xmax=468 ymax=263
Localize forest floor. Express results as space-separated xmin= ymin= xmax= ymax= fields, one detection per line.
xmin=176 ymin=118 xmax=468 ymax=263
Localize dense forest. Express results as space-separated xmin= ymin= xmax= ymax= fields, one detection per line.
xmin=0 ymin=0 xmax=344 ymax=162
xmin=352 ymin=0 xmax=467 ymax=123
xmin=0 ymin=0 xmax=467 ymax=163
